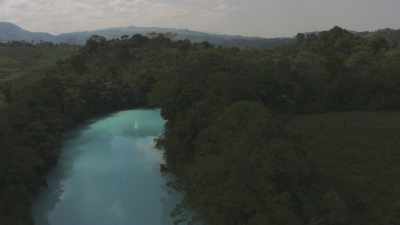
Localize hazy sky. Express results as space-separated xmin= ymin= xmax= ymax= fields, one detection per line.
xmin=0 ymin=0 xmax=399 ymax=37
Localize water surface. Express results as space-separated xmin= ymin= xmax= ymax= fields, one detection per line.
xmin=33 ymin=110 xmax=178 ymax=225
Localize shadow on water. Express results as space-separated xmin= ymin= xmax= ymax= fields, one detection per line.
xmin=32 ymin=110 xmax=183 ymax=225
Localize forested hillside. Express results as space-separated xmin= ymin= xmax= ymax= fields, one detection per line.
xmin=1 ymin=26 xmax=400 ymax=225
xmin=361 ymin=28 xmax=400 ymax=47
xmin=0 ymin=42 xmax=77 ymax=82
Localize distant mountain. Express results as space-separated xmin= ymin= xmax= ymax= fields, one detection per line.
xmin=0 ymin=22 xmax=55 ymax=43
xmin=56 ymin=26 xmax=294 ymax=48
xmin=0 ymin=22 xmax=293 ymax=48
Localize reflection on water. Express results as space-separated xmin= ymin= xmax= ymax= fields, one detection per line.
xmin=32 ymin=110 xmax=179 ymax=225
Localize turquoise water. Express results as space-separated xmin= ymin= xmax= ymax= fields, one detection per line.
xmin=33 ymin=110 xmax=178 ymax=225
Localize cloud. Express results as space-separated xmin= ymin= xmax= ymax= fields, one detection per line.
xmin=0 ymin=0 xmax=238 ymax=32
xmin=0 ymin=0 xmax=399 ymax=37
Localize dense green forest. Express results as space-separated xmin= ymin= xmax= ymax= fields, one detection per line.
xmin=0 ymin=42 xmax=77 ymax=81
xmin=1 ymin=26 xmax=400 ymax=225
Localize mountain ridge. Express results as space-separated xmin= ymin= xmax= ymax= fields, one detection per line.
xmin=0 ymin=22 xmax=55 ymax=43
xmin=2 ymin=22 xmax=399 ymax=48
xmin=0 ymin=22 xmax=293 ymax=48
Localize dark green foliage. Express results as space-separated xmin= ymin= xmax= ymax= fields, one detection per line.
xmin=290 ymin=112 xmax=400 ymax=225
xmin=1 ymin=26 xmax=400 ymax=225
xmin=152 ymin=27 xmax=400 ymax=225
xmin=0 ymin=35 xmax=211 ymax=224
xmin=0 ymin=42 xmax=77 ymax=82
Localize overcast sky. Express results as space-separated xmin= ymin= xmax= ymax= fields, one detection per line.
xmin=0 ymin=0 xmax=399 ymax=37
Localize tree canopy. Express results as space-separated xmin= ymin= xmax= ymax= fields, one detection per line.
xmin=1 ymin=27 xmax=400 ymax=225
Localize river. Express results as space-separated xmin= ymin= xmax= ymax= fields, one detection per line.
xmin=32 ymin=110 xmax=180 ymax=225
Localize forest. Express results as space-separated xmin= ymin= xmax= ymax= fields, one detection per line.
xmin=1 ymin=26 xmax=400 ymax=225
